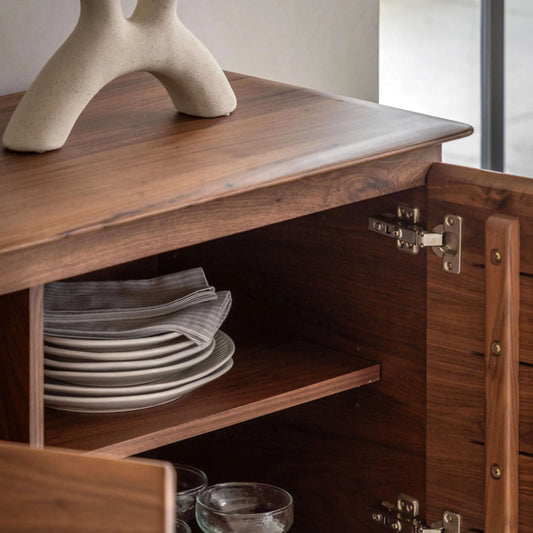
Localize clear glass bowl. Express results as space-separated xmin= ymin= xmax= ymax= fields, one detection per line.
xmin=173 ymin=464 xmax=208 ymax=523
xmin=195 ymin=482 xmax=294 ymax=533
xmin=175 ymin=518 xmax=192 ymax=533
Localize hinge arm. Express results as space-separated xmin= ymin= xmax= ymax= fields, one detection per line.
xmin=371 ymin=494 xmax=461 ymax=533
xmin=368 ymin=205 xmax=462 ymax=274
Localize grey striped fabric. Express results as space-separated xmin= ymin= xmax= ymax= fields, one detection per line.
xmin=44 ymin=268 xmax=215 ymax=321
xmin=44 ymin=268 xmax=231 ymax=345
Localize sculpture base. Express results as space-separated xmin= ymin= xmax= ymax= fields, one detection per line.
xmin=3 ymin=0 xmax=236 ymax=152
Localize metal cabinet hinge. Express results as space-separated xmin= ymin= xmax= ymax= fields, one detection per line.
xmin=368 ymin=205 xmax=463 ymax=274
xmin=371 ymin=494 xmax=461 ymax=533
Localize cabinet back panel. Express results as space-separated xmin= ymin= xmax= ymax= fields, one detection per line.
xmin=157 ymin=188 xmax=427 ymax=531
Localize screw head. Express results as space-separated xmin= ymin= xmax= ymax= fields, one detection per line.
xmin=491 ymin=341 xmax=502 ymax=356
xmin=446 ymin=216 xmax=455 ymax=226
xmin=374 ymin=222 xmax=383 ymax=232
xmin=445 ymin=261 xmax=454 ymax=271
xmin=491 ymin=249 xmax=503 ymax=265
xmin=491 ymin=463 xmax=503 ymax=479
xmin=444 ymin=513 xmax=454 ymax=523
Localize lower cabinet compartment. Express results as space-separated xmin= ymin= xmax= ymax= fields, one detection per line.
xmin=144 ymin=390 xmax=425 ymax=532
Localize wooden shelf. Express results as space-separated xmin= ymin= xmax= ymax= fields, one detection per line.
xmin=44 ymin=338 xmax=379 ymax=457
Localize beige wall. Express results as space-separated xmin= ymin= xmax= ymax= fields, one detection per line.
xmin=0 ymin=0 xmax=378 ymax=101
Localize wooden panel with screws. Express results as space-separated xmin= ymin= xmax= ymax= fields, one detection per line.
xmin=484 ymin=215 xmax=520 ymax=533
xmin=427 ymin=165 xmax=533 ymax=532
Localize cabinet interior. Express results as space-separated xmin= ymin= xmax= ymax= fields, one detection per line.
xmin=34 ymin=187 xmax=425 ymax=531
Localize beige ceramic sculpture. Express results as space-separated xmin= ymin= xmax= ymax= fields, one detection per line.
xmin=3 ymin=0 xmax=237 ymax=152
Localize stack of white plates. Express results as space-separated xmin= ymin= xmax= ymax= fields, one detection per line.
xmin=44 ymin=330 xmax=235 ymax=413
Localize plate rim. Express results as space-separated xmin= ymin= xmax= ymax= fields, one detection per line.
xmin=44 ymin=343 xmax=215 ymax=386
xmin=44 ymin=359 xmax=234 ymax=413
xmin=45 ymin=331 xmax=235 ymax=396
xmin=44 ymin=338 xmax=212 ymax=370
xmin=43 ymin=330 xmax=183 ymax=350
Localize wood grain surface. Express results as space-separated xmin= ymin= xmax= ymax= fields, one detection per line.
xmin=0 ymin=145 xmax=438 ymax=295
xmin=0 ymin=440 xmax=175 ymax=533
xmin=0 ymin=287 xmax=43 ymax=446
xmin=44 ymin=340 xmax=379 ymax=456
xmin=428 ymin=162 xmax=533 ymax=272
xmin=485 ymin=215 xmax=520 ymax=533
xmin=0 ymin=72 xmax=470 ymax=294
xmin=427 ymin=165 xmax=532 ymax=532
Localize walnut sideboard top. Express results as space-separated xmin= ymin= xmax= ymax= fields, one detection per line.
xmin=0 ymin=72 xmax=472 ymax=294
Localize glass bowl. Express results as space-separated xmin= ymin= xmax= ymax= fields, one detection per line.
xmin=195 ymin=482 xmax=294 ymax=533
xmin=175 ymin=519 xmax=192 ymax=533
xmin=173 ymin=464 xmax=208 ymax=522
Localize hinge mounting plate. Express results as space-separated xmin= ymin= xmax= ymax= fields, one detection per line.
xmin=368 ymin=205 xmax=463 ymax=274
xmin=371 ymin=494 xmax=461 ymax=533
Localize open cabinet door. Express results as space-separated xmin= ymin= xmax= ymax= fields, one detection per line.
xmin=426 ymin=163 xmax=533 ymax=532
xmin=0 ymin=440 xmax=176 ymax=533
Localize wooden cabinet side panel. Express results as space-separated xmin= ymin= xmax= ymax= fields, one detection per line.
xmin=0 ymin=287 xmax=43 ymax=445
xmin=427 ymin=164 xmax=533 ymax=532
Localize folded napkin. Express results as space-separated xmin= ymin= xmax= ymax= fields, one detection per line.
xmin=44 ymin=291 xmax=232 ymax=346
xmin=44 ymin=268 xmax=216 ymax=323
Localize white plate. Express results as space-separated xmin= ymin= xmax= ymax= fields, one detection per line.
xmin=43 ymin=331 xmax=183 ymax=350
xmin=44 ymin=332 xmax=235 ymax=397
xmin=44 ymin=360 xmax=234 ymax=413
xmin=44 ymin=336 xmax=195 ymax=361
xmin=44 ymin=341 xmax=216 ymax=386
xmin=44 ymin=339 xmax=212 ymax=371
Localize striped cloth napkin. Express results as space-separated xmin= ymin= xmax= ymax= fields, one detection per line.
xmin=44 ymin=268 xmax=231 ymax=345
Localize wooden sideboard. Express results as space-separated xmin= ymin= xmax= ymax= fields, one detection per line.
xmin=0 ymin=72 xmax=530 ymax=532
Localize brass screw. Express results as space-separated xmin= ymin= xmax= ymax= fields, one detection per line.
xmin=444 ymin=513 xmax=454 ymax=524
xmin=445 ymin=261 xmax=454 ymax=271
xmin=491 ymin=464 xmax=503 ymax=479
xmin=491 ymin=341 xmax=502 ymax=356
xmin=491 ymin=249 xmax=503 ymax=265
xmin=446 ymin=216 xmax=455 ymax=226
